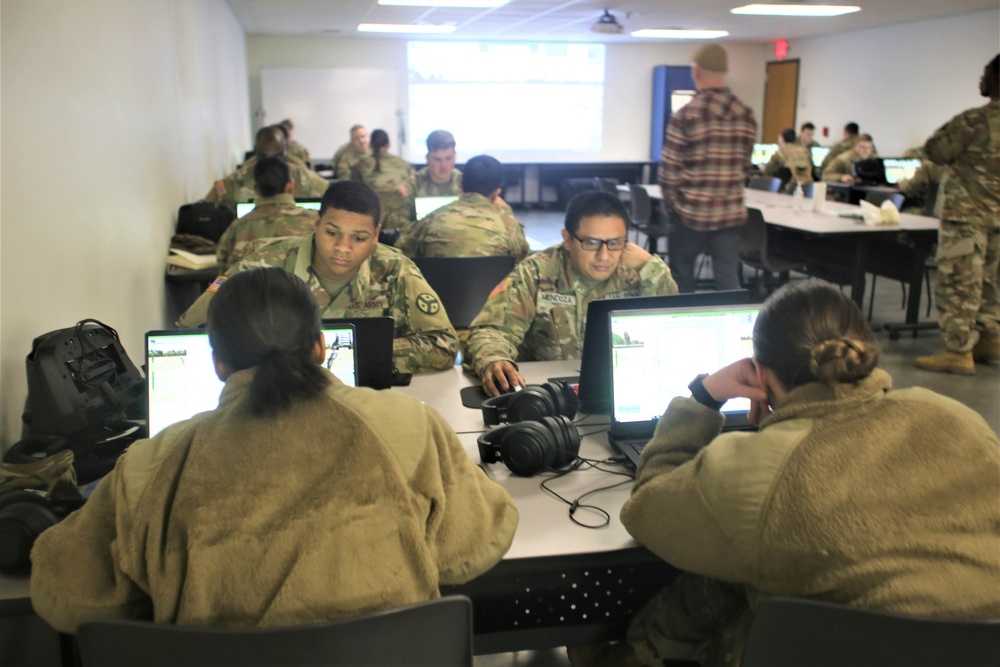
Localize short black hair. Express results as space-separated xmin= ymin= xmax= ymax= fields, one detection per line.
xmin=462 ymin=155 xmax=503 ymax=196
xmin=844 ymin=122 xmax=860 ymax=135
xmin=564 ymin=190 xmax=630 ymax=235
xmin=800 ymin=122 xmax=815 ymax=131
xmin=781 ymin=128 xmax=797 ymax=143
xmin=253 ymin=156 xmax=292 ymax=198
xmin=319 ymin=180 xmax=381 ymax=227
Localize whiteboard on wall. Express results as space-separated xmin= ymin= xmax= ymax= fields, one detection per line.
xmin=260 ymin=68 xmax=400 ymax=164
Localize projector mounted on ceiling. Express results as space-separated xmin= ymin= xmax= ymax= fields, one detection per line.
xmin=591 ymin=9 xmax=625 ymax=35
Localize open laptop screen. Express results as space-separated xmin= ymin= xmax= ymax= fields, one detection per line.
xmin=751 ymin=143 xmax=779 ymax=167
xmin=811 ymin=146 xmax=830 ymax=167
xmin=415 ymin=196 xmax=459 ymax=220
xmin=609 ymin=304 xmax=759 ymax=425
xmin=146 ymin=324 xmax=356 ymax=437
xmin=235 ymin=198 xmax=323 ymax=218
xmin=882 ymin=158 xmax=921 ymax=185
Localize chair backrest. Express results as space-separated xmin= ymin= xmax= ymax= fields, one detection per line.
xmin=77 ymin=596 xmax=474 ymax=667
xmin=593 ymin=177 xmax=620 ymax=195
xmin=747 ymin=176 xmax=781 ymax=193
xmin=865 ymin=190 xmax=905 ymax=210
xmin=742 ymin=597 xmax=1000 ymax=667
xmin=412 ymin=255 xmax=516 ymax=328
xmin=741 ymin=207 xmax=768 ymax=259
xmin=627 ymin=184 xmax=651 ymax=227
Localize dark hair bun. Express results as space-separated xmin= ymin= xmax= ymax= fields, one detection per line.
xmin=809 ymin=338 xmax=878 ymax=384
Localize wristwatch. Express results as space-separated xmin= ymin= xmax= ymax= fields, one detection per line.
xmin=688 ymin=374 xmax=725 ymax=411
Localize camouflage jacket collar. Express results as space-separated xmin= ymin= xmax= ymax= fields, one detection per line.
xmin=293 ymin=235 xmax=374 ymax=309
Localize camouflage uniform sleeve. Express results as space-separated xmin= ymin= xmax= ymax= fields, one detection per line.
xmin=215 ymin=222 xmax=235 ymax=268
xmin=924 ymin=113 xmax=974 ymax=166
xmin=505 ymin=215 xmax=531 ymax=263
xmin=821 ymin=153 xmax=851 ymax=182
xmin=302 ymin=170 xmax=331 ymax=198
xmin=395 ymin=218 xmax=427 ymax=257
xmin=465 ymin=261 xmax=539 ymax=377
xmin=176 ymin=243 xmax=276 ymax=328
xmin=203 ymin=174 xmax=236 ymax=210
xmin=761 ymin=152 xmax=782 ymax=177
xmin=637 ymin=255 xmax=679 ymax=296
xmin=393 ymin=267 xmax=460 ymax=373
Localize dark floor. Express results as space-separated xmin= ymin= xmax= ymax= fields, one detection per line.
xmin=480 ymin=210 xmax=997 ymax=666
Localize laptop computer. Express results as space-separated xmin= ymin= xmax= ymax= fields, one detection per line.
xmin=322 ymin=317 xmax=395 ymax=390
xmin=578 ymin=290 xmax=752 ymax=414
xmin=606 ymin=303 xmax=761 ymax=467
xmin=414 ymin=195 xmax=459 ymax=220
xmin=882 ymin=158 xmax=921 ymax=186
xmin=146 ymin=324 xmax=357 ymax=438
xmin=751 ymin=143 xmax=779 ymax=168
xmin=235 ymin=198 xmax=323 ymax=218
xmin=810 ymin=146 xmax=830 ymax=168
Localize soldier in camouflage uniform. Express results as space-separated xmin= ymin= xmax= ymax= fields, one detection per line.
xmin=399 ymin=130 xmax=464 ymax=215
xmin=465 ymin=190 xmax=678 ymax=396
xmin=279 ymin=119 xmax=311 ymax=168
xmin=180 ymin=181 xmax=458 ymax=374
xmin=763 ymin=129 xmax=814 ymax=192
xmin=796 ymin=121 xmax=820 ymax=150
xmin=332 ymin=124 xmax=369 ymax=180
xmin=351 ymin=129 xmax=415 ymax=231
xmin=215 ymin=157 xmax=319 ymax=269
xmin=916 ymin=55 xmax=1000 ymax=375
xmin=397 ymin=154 xmax=529 ymax=262
xmin=819 ymin=122 xmax=860 ymax=173
xmin=821 ymin=133 xmax=877 ymax=183
xmin=203 ymin=126 xmax=329 ymax=212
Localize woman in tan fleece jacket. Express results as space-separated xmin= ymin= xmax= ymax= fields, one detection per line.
xmin=574 ymin=280 xmax=999 ymax=667
xmin=31 ymin=268 xmax=518 ymax=634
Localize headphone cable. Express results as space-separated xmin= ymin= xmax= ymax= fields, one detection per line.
xmin=539 ymin=457 xmax=635 ymax=529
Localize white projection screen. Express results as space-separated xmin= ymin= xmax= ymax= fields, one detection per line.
xmin=407 ymin=42 xmax=605 ymax=162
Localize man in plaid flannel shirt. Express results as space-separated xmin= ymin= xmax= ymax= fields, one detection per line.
xmin=659 ymin=44 xmax=757 ymax=293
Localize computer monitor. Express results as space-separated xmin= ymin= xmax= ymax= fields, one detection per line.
xmin=415 ymin=196 xmax=459 ymax=220
xmin=811 ymin=146 xmax=830 ymax=167
xmin=235 ymin=198 xmax=323 ymax=218
xmin=751 ymin=143 xmax=779 ymax=167
xmin=145 ymin=324 xmax=356 ymax=437
xmin=882 ymin=158 xmax=921 ymax=186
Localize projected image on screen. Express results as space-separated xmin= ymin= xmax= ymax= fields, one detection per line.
xmin=408 ymin=42 xmax=605 ymax=159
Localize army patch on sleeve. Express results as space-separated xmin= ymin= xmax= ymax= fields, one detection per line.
xmin=488 ymin=277 xmax=510 ymax=298
xmin=207 ymin=276 xmax=228 ymax=293
xmin=214 ymin=180 xmax=227 ymax=196
xmin=415 ymin=293 xmax=441 ymax=315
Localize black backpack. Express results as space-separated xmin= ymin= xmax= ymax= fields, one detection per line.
xmin=176 ymin=201 xmax=236 ymax=243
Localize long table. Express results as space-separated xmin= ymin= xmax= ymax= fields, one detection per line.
xmin=625 ymin=185 xmax=940 ymax=327
xmin=0 ymin=360 xmax=675 ymax=660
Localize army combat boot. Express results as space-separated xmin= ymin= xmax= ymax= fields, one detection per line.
xmin=972 ymin=332 xmax=1000 ymax=363
xmin=914 ymin=350 xmax=975 ymax=375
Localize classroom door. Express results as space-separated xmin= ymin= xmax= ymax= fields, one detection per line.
xmin=761 ymin=60 xmax=799 ymax=143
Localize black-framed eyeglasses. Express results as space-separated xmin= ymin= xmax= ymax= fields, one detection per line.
xmin=571 ymin=233 xmax=628 ymax=252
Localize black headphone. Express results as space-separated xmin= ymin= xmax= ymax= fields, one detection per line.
xmin=477 ymin=415 xmax=581 ymax=476
xmin=480 ymin=381 xmax=578 ymax=426
xmin=0 ymin=490 xmax=62 ymax=574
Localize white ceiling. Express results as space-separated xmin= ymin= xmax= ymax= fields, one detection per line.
xmin=225 ymin=0 xmax=997 ymax=43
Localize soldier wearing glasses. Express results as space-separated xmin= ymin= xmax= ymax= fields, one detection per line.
xmin=466 ymin=191 xmax=677 ymax=396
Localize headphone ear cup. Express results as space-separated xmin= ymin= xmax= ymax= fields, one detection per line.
xmin=540 ymin=416 xmax=581 ymax=469
xmin=507 ymin=386 xmax=557 ymax=423
xmin=500 ymin=421 xmax=556 ymax=476
xmin=0 ymin=490 xmax=60 ymax=575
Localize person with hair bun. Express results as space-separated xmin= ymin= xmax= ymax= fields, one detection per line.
xmin=350 ymin=128 xmax=415 ymax=231
xmin=30 ymin=268 xmax=517 ymax=634
xmin=578 ymin=280 xmax=1000 ymax=667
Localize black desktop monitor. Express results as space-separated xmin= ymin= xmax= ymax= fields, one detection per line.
xmin=577 ymin=290 xmax=753 ymax=414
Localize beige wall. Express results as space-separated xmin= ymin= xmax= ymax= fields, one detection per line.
xmin=788 ymin=9 xmax=999 ymax=156
xmin=245 ymin=35 xmax=771 ymax=162
xmin=0 ymin=0 xmax=250 ymax=449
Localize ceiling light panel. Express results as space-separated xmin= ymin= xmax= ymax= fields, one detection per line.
xmin=730 ymin=4 xmax=861 ymax=17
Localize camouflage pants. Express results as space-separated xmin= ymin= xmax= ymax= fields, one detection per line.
xmin=625 ymin=573 xmax=751 ymax=667
xmin=934 ymin=220 xmax=1000 ymax=352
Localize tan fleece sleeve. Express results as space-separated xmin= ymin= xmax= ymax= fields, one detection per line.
xmin=420 ymin=406 xmax=518 ymax=584
xmin=29 ymin=457 xmax=152 ymax=634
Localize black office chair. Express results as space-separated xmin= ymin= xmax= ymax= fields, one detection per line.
xmin=592 ymin=177 xmax=620 ymax=195
xmin=747 ymin=176 xmax=781 ymax=193
xmin=742 ymin=596 xmax=1000 ymax=667
xmin=739 ymin=208 xmax=804 ymax=299
xmin=628 ymin=184 xmax=671 ymax=256
xmin=77 ymin=596 xmax=474 ymax=667
xmin=412 ymin=255 xmax=516 ymax=329
xmin=863 ymin=190 xmax=908 ymax=321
